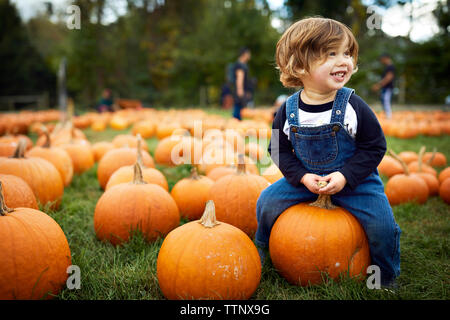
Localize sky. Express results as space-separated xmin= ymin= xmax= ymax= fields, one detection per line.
xmin=11 ymin=0 xmax=445 ymax=43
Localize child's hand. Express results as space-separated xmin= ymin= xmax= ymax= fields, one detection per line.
xmin=318 ymin=172 xmax=347 ymax=195
xmin=300 ymin=173 xmax=324 ymax=194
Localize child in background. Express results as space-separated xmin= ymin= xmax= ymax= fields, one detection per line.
xmin=255 ymin=17 xmax=401 ymax=289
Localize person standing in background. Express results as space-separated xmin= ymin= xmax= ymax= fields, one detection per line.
xmin=96 ymin=88 xmax=115 ymax=113
xmin=372 ymin=53 xmax=395 ymax=119
xmin=232 ymin=47 xmax=251 ymax=120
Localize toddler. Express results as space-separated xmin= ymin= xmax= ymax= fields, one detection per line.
xmin=255 ymin=17 xmax=401 ymax=288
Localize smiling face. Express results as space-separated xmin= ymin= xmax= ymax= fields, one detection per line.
xmin=301 ymin=37 xmax=355 ymax=95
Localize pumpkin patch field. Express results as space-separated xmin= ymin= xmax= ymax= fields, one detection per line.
xmin=0 ymin=107 xmax=449 ymax=300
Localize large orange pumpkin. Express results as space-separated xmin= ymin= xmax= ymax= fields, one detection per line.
xmin=269 ymin=183 xmax=370 ymax=286
xmin=208 ymin=156 xmax=270 ymax=237
xmin=0 ymin=182 xmax=71 ymax=299
xmin=170 ymin=167 xmax=214 ymax=220
xmin=0 ymin=174 xmax=38 ymax=209
xmin=157 ymin=200 xmax=261 ymax=300
xmin=0 ymin=140 xmax=64 ymax=209
xmin=94 ymin=163 xmax=179 ymax=245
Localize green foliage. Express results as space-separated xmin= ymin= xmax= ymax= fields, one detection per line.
xmin=0 ymin=0 xmax=56 ymax=100
xmin=0 ymin=0 xmax=449 ymax=109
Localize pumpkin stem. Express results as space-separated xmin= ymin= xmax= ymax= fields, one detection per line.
xmin=41 ymin=126 xmax=51 ymax=148
xmin=426 ymin=147 xmax=437 ymax=166
xmin=417 ymin=146 xmax=426 ymax=172
xmin=237 ymin=154 xmax=246 ymax=174
xmin=190 ymin=166 xmax=200 ymax=180
xmin=309 ymin=181 xmax=337 ymax=210
xmin=0 ymin=182 xmax=13 ymax=216
xmin=11 ymin=139 xmax=27 ymax=159
xmin=132 ymin=161 xmax=147 ymax=185
xmin=136 ymin=134 xmax=144 ymax=168
xmin=199 ymin=200 xmax=220 ymax=228
xmin=388 ymin=149 xmax=409 ymax=175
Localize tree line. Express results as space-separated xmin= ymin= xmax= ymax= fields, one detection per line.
xmin=0 ymin=0 xmax=448 ymax=111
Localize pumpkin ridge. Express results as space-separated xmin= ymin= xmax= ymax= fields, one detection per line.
xmin=13 ymin=212 xmax=48 ymax=298
xmin=172 ymin=230 xmax=198 ymax=299
xmin=340 ymin=207 xmax=357 ymax=274
xmin=2 ymin=214 xmax=19 ymax=298
xmin=230 ymin=226 xmax=261 ymax=296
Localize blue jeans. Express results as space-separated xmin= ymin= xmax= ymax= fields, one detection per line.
xmin=380 ymin=88 xmax=393 ymax=119
xmin=233 ymin=99 xmax=243 ymax=120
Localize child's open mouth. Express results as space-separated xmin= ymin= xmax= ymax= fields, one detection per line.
xmin=330 ymin=71 xmax=347 ymax=82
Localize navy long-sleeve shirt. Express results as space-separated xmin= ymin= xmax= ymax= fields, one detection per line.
xmin=268 ymin=93 xmax=386 ymax=190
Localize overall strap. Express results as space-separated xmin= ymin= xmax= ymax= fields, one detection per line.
xmin=330 ymin=87 xmax=354 ymax=125
xmin=285 ymin=90 xmax=301 ymax=127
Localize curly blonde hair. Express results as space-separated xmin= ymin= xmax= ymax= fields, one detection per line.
xmin=276 ymin=17 xmax=359 ymax=88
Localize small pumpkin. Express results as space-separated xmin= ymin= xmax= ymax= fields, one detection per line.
xmin=91 ymin=141 xmax=115 ymax=162
xmin=26 ymin=127 xmax=74 ymax=186
xmin=0 ymin=182 xmax=71 ymax=299
xmin=105 ymin=135 xmax=168 ymax=191
xmin=412 ymin=147 xmax=440 ymax=196
xmin=398 ymin=151 xmax=418 ymax=164
xmin=94 ymin=162 xmax=179 ymax=245
xmin=156 ymin=200 xmax=261 ymax=300
xmin=377 ymin=155 xmax=404 ymax=177
xmin=57 ymin=127 xmax=94 ymax=175
xmin=132 ymin=120 xmax=155 ymax=138
xmin=422 ymin=149 xmax=447 ymax=167
xmin=112 ymin=134 xmax=149 ymax=151
xmin=407 ymin=147 xmax=437 ymax=177
xmin=170 ymin=167 xmax=214 ymax=220
xmin=97 ymin=144 xmax=155 ymax=189
xmin=206 ymin=166 xmax=236 ymax=181
xmin=208 ymin=155 xmax=270 ymax=237
xmin=154 ymin=134 xmax=201 ymax=167
xmin=269 ymin=181 xmax=370 ymax=286
xmin=245 ymin=142 xmax=266 ymax=161
xmin=385 ymin=150 xmax=429 ymax=205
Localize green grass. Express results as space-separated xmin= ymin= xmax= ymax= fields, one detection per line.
xmin=29 ymin=126 xmax=450 ymax=300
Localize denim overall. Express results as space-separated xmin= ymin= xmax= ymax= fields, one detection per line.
xmin=255 ymin=87 xmax=401 ymax=286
